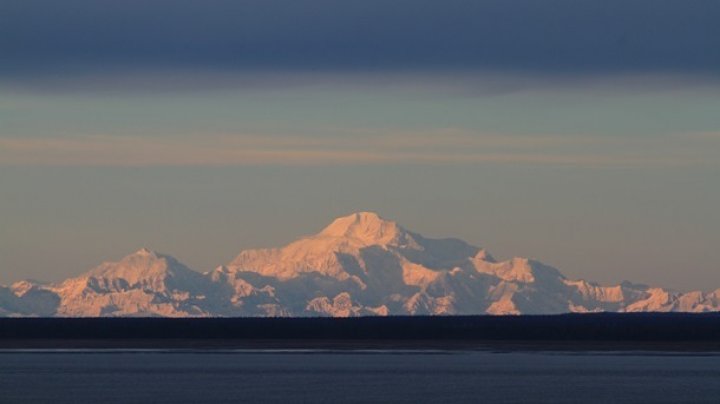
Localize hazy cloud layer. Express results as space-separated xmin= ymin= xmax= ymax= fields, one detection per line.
xmin=2 ymin=0 xmax=719 ymax=91
xmin=1 ymin=131 xmax=717 ymax=168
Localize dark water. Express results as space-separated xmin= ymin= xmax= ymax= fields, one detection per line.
xmin=1 ymin=350 xmax=720 ymax=403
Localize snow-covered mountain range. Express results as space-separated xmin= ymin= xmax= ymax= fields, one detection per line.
xmin=3 ymin=212 xmax=719 ymax=317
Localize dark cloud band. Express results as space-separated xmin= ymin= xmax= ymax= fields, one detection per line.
xmin=1 ymin=0 xmax=719 ymax=80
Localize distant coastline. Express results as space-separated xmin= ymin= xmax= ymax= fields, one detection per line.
xmin=3 ymin=313 xmax=720 ymax=351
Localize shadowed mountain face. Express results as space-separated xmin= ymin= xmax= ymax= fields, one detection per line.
xmin=2 ymin=212 xmax=720 ymax=317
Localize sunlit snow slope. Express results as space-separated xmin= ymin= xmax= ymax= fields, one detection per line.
xmin=3 ymin=212 xmax=719 ymax=317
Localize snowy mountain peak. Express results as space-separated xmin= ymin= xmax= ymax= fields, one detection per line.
xmin=49 ymin=249 xmax=209 ymax=317
xmin=318 ymin=211 xmax=411 ymax=247
xmin=86 ymin=249 xmax=188 ymax=281
xmin=2 ymin=212 xmax=720 ymax=317
xmin=134 ymin=247 xmax=157 ymax=257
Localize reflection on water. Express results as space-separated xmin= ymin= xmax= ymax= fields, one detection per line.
xmin=1 ymin=350 xmax=720 ymax=403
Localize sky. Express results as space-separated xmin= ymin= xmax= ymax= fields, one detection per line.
xmin=1 ymin=0 xmax=719 ymax=291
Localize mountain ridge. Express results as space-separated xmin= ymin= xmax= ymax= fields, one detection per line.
xmin=2 ymin=212 xmax=719 ymax=317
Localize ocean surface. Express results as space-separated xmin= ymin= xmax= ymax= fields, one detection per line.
xmin=1 ymin=350 xmax=719 ymax=403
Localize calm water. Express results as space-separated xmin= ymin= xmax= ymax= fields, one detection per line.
xmin=1 ymin=350 xmax=719 ymax=403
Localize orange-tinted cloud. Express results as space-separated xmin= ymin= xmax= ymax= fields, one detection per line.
xmin=1 ymin=131 xmax=717 ymax=168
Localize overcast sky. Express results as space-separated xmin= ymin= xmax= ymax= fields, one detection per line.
xmin=1 ymin=0 xmax=719 ymax=291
